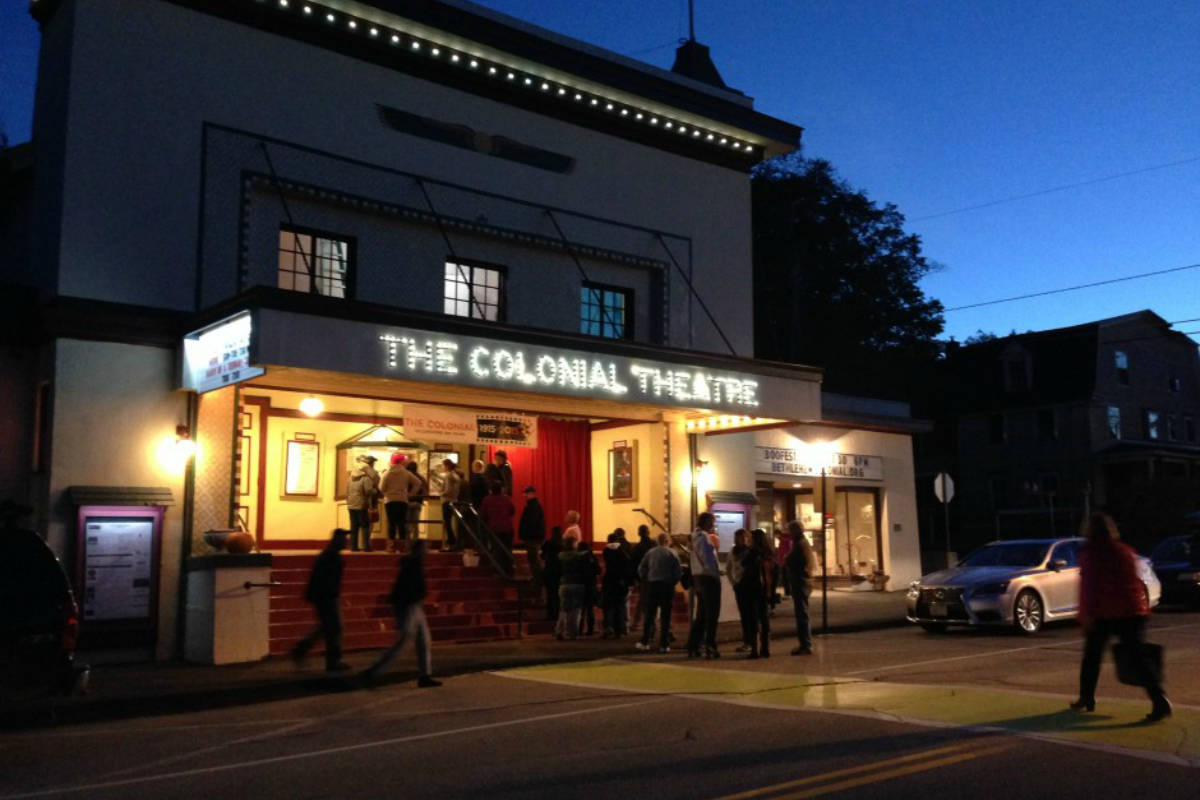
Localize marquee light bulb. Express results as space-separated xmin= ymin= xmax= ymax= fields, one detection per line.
xmin=299 ymin=396 xmax=324 ymax=417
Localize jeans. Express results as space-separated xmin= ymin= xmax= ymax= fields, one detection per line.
xmin=687 ymin=575 xmax=721 ymax=654
xmin=1079 ymin=616 xmax=1164 ymax=704
xmin=407 ymin=502 xmax=423 ymax=540
xmin=791 ymin=579 xmax=812 ymax=649
xmin=603 ymin=585 xmax=629 ymax=635
xmin=641 ymin=581 xmax=675 ymax=649
xmin=292 ymin=600 xmax=343 ymax=670
xmin=746 ymin=584 xmax=770 ymax=654
xmin=556 ymin=584 xmax=585 ymax=639
xmin=442 ymin=502 xmax=459 ymax=549
xmin=385 ymin=501 xmax=408 ymax=543
xmin=348 ymin=508 xmax=371 ymax=552
xmin=544 ymin=576 xmax=561 ymax=621
xmin=733 ymin=581 xmax=755 ymax=646
xmin=367 ymin=603 xmax=431 ymax=679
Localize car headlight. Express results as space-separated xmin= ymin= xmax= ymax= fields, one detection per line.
xmin=907 ymin=580 xmax=920 ymax=599
xmin=973 ymin=581 xmax=1010 ymax=595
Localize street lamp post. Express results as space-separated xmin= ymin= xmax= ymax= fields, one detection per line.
xmin=820 ymin=464 xmax=829 ymax=635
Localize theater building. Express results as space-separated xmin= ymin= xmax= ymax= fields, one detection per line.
xmin=2 ymin=0 xmax=918 ymax=661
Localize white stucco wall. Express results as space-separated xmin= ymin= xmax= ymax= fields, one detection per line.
xmin=696 ymin=424 xmax=922 ymax=588
xmin=49 ymin=339 xmax=190 ymax=658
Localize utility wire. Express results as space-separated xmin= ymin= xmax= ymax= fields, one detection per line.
xmin=912 ymin=154 xmax=1200 ymax=222
xmin=945 ymin=261 xmax=1200 ymax=312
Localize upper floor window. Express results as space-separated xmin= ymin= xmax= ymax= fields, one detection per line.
xmin=580 ymin=282 xmax=632 ymax=339
xmin=278 ymin=227 xmax=352 ymax=297
xmin=444 ymin=260 xmax=504 ymax=321
xmin=1144 ymin=409 xmax=1160 ymax=440
xmin=1114 ymin=350 xmax=1130 ymax=385
xmin=1036 ymin=409 xmax=1058 ymax=441
xmin=1107 ymin=406 xmax=1121 ymax=439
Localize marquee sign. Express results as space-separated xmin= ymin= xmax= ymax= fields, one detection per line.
xmin=754 ymin=446 xmax=884 ymax=481
xmin=378 ymin=330 xmax=762 ymax=411
xmin=181 ymin=312 xmax=265 ymax=394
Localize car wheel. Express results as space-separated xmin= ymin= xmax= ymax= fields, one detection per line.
xmin=920 ymin=622 xmax=947 ymax=634
xmin=1014 ymin=589 xmax=1044 ymax=634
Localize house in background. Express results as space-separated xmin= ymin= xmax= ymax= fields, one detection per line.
xmin=917 ymin=310 xmax=1200 ymax=556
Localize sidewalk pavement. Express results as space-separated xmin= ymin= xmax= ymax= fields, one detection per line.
xmin=2 ymin=589 xmax=908 ymax=731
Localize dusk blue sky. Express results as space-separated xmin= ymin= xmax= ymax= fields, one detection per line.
xmin=3 ymin=1 xmax=1198 ymax=344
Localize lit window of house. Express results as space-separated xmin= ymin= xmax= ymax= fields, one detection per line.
xmin=444 ymin=261 xmax=504 ymax=321
xmin=580 ymin=282 xmax=632 ymax=339
xmin=1114 ymin=350 xmax=1130 ymax=385
xmin=1144 ymin=409 xmax=1160 ymax=440
xmin=1107 ymin=406 xmax=1121 ymax=439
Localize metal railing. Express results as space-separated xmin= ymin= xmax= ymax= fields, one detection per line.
xmin=448 ymin=503 xmax=514 ymax=579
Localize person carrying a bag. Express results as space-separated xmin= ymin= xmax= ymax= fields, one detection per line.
xmin=1072 ymin=512 xmax=1171 ymax=721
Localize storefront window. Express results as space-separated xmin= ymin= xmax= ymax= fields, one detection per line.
xmin=833 ymin=489 xmax=879 ymax=577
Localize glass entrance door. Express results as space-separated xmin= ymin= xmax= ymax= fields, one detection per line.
xmin=834 ymin=489 xmax=880 ymax=577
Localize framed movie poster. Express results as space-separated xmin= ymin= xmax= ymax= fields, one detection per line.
xmin=284 ymin=438 xmax=320 ymax=496
xmin=426 ymin=449 xmax=459 ymax=496
xmin=607 ymin=443 xmax=636 ymax=500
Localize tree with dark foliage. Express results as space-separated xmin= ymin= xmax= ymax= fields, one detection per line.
xmin=752 ymin=153 xmax=945 ymax=398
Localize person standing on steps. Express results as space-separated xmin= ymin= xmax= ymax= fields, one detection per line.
xmin=439 ymin=458 xmax=464 ymax=551
xmin=404 ymin=460 xmax=427 ymax=544
xmin=484 ymin=449 xmax=514 ymax=496
xmin=291 ymin=529 xmax=350 ymax=672
xmin=635 ymin=533 xmax=681 ymax=653
xmin=784 ymin=520 xmax=816 ymax=656
xmin=1072 ymin=512 xmax=1171 ymax=721
xmin=518 ymin=485 xmax=547 ymax=582
xmin=480 ymin=480 xmax=516 ymax=550
xmin=346 ymin=455 xmax=379 ymax=552
xmin=380 ymin=453 xmax=422 ymax=553
xmin=363 ymin=540 xmax=441 ymax=688
xmin=686 ymin=512 xmax=722 ymax=659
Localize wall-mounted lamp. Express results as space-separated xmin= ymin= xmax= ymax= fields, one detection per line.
xmin=175 ymin=424 xmax=196 ymax=460
xmin=299 ymin=395 xmax=324 ymax=417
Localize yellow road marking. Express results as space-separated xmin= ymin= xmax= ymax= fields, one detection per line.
xmin=771 ymin=744 xmax=1012 ymax=800
xmin=709 ymin=741 xmax=978 ymax=800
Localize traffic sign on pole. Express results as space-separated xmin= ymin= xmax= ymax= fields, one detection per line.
xmin=933 ymin=472 xmax=955 ymax=504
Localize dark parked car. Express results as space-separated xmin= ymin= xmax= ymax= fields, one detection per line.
xmin=1 ymin=526 xmax=89 ymax=699
xmin=1150 ymin=534 xmax=1200 ymax=606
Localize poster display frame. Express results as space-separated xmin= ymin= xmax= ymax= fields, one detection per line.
xmin=74 ymin=504 xmax=164 ymax=642
xmin=283 ymin=438 xmax=321 ymax=497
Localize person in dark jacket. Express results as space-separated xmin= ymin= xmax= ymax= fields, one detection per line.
xmin=363 ymin=540 xmax=441 ymax=687
xmin=518 ymin=485 xmax=547 ymax=581
xmin=1073 ymin=512 xmax=1170 ymax=720
xmin=291 ymin=529 xmax=350 ymax=672
xmin=577 ymin=540 xmax=600 ymax=636
xmin=740 ymin=529 xmax=775 ymax=659
xmin=728 ymin=528 xmax=753 ymax=652
xmin=602 ymin=530 xmax=633 ymax=638
xmin=555 ymin=531 xmax=585 ymax=639
xmin=635 ymin=533 xmax=681 ymax=653
xmin=541 ymin=526 xmax=564 ymax=621
xmin=468 ymin=459 xmax=488 ymax=510
xmin=784 ymin=521 xmax=816 ymax=656
xmin=479 ymin=480 xmax=516 ymax=550
xmin=629 ymin=525 xmax=654 ymax=633
xmin=484 ymin=450 xmax=514 ymax=496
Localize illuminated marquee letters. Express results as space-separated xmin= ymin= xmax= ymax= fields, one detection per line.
xmin=379 ymin=332 xmax=760 ymax=410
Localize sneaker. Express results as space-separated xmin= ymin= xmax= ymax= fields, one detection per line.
xmin=657 ymin=647 xmax=670 ymax=654
xmin=417 ymin=676 xmax=443 ymax=688
xmin=634 ymin=641 xmax=650 ymax=651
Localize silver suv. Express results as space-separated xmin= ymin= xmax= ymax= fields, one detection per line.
xmin=906 ymin=538 xmax=1161 ymax=634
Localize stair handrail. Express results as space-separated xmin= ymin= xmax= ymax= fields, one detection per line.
xmin=449 ymin=502 xmax=514 ymax=579
xmin=631 ymin=507 xmax=668 ymax=533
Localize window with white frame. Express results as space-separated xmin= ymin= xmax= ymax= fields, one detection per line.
xmin=580 ymin=282 xmax=632 ymax=339
xmin=278 ymin=227 xmax=352 ymax=297
xmin=444 ymin=260 xmax=504 ymax=321
xmin=1114 ymin=350 xmax=1130 ymax=385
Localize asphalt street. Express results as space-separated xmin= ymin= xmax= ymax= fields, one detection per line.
xmin=3 ymin=611 xmax=1199 ymax=799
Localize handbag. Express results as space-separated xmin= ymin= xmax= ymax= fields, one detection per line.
xmin=1112 ymin=641 xmax=1163 ymax=687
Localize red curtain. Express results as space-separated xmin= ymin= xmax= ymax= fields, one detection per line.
xmin=490 ymin=418 xmax=593 ymax=541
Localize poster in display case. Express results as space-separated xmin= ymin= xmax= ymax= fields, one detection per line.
xmin=284 ymin=438 xmax=320 ymax=496
xmin=75 ymin=505 xmax=164 ymax=635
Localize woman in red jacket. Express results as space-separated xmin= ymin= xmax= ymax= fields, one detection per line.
xmin=1073 ymin=512 xmax=1171 ymax=720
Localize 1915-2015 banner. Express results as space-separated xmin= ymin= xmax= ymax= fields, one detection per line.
xmin=402 ymin=403 xmax=537 ymax=448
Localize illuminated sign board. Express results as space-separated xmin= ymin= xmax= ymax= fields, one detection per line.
xmin=754 ymin=446 xmax=884 ymax=481
xmin=182 ymin=312 xmax=264 ymax=394
xmin=378 ymin=331 xmax=761 ymax=411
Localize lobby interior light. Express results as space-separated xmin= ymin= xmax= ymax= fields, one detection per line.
xmin=299 ymin=395 xmax=325 ymax=417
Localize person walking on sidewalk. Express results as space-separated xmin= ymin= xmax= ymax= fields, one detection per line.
xmin=1072 ymin=512 xmax=1171 ymax=720
xmin=291 ymin=529 xmax=350 ymax=672
xmin=542 ymin=525 xmax=564 ymax=621
xmin=555 ymin=530 xmax=585 ymax=639
xmin=635 ymin=533 xmax=681 ymax=653
xmin=784 ymin=521 xmax=816 ymax=655
xmin=364 ymin=540 xmax=441 ymax=688
xmin=686 ymin=512 xmax=722 ymax=659
xmin=380 ymin=453 xmax=422 ymax=553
